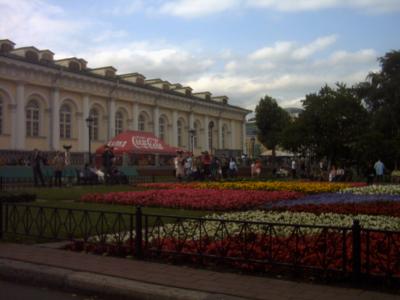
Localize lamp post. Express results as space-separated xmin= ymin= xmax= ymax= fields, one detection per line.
xmin=189 ymin=129 xmax=196 ymax=153
xmin=85 ymin=117 xmax=94 ymax=164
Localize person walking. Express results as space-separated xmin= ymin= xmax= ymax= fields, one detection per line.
xmin=291 ymin=159 xmax=297 ymax=179
xmin=229 ymin=157 xmax=238 ymax=178
xmin=102 ymin=145 xmax=115 ymax=182
xmin=255 ymin=160 xmax=262 ymax=178
xmin=53 ymin=151 xmax=65 ymax=187
xmin=374 ymin=159 xmax=385 ymax=183
xmin=31 ymin=149 xmax=45 ymax=187
xmin=175 ymin=151 xmax=185 ymax=181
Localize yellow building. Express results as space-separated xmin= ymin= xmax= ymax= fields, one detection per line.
xmin=0 ymin=39 xmax=250 ymax=156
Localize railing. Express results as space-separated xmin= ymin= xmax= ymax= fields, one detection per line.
xmin=0 ymin=202 xmax=399 ymax=284
xmin=0 ymin=175 xmax=176 ymax=191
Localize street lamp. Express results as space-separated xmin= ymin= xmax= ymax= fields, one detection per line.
xmin=85 ymin=117 xmax=94 ymax=164
xmin=189 ymin=129 xmax=196 ymax=153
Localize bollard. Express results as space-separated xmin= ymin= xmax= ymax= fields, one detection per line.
xmin=135 ymin=206 xmax=143 ymax=258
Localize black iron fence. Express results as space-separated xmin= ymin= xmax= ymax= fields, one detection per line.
xmin=0 ymin=202 xmax=399 ymax=283
xmin=0 ymin=175 xmax=176 ymax=191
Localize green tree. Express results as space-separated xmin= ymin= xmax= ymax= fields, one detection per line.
xmin=283 ymin=84 xmax=368 ymax=166
xmin=255 ymin=95 xmax=290 ymax=160
xmin=356 ymin=50 xmax=400 ymax=168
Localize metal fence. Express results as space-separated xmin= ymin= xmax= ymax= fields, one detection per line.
xmin=0 ymin=175 xmax=176 ymax=191
xmin=0 ymin=202 xmax=399 ymax=283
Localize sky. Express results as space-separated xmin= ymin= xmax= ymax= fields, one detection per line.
xmin=1 ymin=0 xmax=399 ymax=111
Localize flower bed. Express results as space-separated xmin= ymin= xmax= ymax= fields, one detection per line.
xmin=80 ymin=189 xmax=303 ymax=211
xmin=66 ymin=230 xmax=400 ymax=278
xmin=341 ymin=184 xmax=400 ymax=195
xmin=138 ymin=181 xmax=364 ymax=194
xmin=268 ymin=201 xmax=400 ymax=218
xmin=263 ymin=193 xmax=400 ymax=209
xmin=202 ymin=211 xmax=400 ymax=231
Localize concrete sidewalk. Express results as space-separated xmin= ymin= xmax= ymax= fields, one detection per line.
xmin=0 ymin=243 xmax=399 ymax=300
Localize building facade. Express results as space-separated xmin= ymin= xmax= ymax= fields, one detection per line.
xmin=0 ymin=39 xmax=250 ymax=156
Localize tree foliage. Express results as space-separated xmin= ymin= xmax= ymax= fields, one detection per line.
xmin=255 ymin=95 xmax=290 ymax=157
xmin=282 ymin=84 xmax=368 ymax=165
xmin=356 ymin=50 xmax=400 ymax=167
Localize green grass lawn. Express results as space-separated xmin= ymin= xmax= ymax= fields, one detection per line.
xmin=20 ymin=185 xmax=136 ymax=201
xmin=2 ymin=185 xmax=211 ymax=243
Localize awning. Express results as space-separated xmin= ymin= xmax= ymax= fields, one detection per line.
xmin=95 ymin=131 xmax=182 ymax=155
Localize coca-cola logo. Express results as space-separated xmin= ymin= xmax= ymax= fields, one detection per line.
xmin=132 ymin=136 xmax=163 ymax=150
xmin=108 ymin=140 xmax=127 ymax=148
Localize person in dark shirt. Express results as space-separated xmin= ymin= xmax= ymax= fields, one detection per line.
xmin=31 ymin=148 xmax=45 ymax=187
xmin=102 ymin=145 xmax=115 ymax=181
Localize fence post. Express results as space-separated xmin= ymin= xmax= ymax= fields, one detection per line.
xmin=0 ymin=200 xmax=3 ymax=239
xmin=135 ymin=206 xmax=143 ymax=258
xmin=352 ymin=219 xmax=361 ymax=281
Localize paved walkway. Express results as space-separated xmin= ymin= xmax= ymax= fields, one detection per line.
xmin=0 ymin=243 xmax=399 ymax=300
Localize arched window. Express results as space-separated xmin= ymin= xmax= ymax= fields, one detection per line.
xmin=26 ymin=100 xmax=40 ymax=137
xmin=159 ymin=117 xmax=166 ymax=141
xmin=115 ymin=111 xmax=124 ymax=135
xmin=208 ymin=121 xmax=214 ymax=151
xmin=221 ymin=125 xmax=226 ymax=149
xmin=177 ymin=120 xmax=183 ymax=147
xmin=193 ymin=122 xmax=199 ymax=148
xmin=138 ymin=114 xmax=145 ymax=131
xmin=25 ymin=51 xmax=39 ymax=62
xmin=89 ymin=108 xmax=99 ymax=140
xmin=0 ymin=97 xmax=3 ymax=135
xmin=60 ymin=104 xmax=72 ymax=139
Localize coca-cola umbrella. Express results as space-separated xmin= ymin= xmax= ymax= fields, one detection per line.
xmin=95 ymin=131 xmax=182 ymax=155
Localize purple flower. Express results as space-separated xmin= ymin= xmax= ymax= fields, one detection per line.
xmin=264 ymin=193 xmax=400 ymax=208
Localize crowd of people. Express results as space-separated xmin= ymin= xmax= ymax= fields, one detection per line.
xmin=1 ymin=146 xmax=397 ymax=187
xmin=173 ymin=151 xmax=239 ymax=181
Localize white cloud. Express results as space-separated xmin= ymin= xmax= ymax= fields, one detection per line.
xmin=0 ymin=0 xmax=85 ymax=50
xmin=246 ymin=0 xmax=400 ymax=13
xmin=78 ymin=42 xmax=214 ymax=82
xmin=159 ymin=0 xmax=240 ymax=18
xmin=292 ymin=35 xmax=337 ymax=59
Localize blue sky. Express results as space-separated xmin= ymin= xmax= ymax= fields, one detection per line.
xmin=1 ymin=0 xmax=399 ymax=110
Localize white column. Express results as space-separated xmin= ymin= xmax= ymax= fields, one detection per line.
xmin=108 ymin=98 xmax=116 ymax=139
xmin=153 ymin=106 xmax=159 ymax=137
xmin=189 ymin=112 xmax=194 ymax=130
xmin=204 ymin=115 xmax=209 ymax=152
xmin=172 ymin=111 xmax=178 ymax=146
xmin=50 ymin=88 xmax=60 ymax=150
xmin=218 ymin=118 xmax=223 ymax=149
xmin=132 ymin=103 xmax=139 ymax=131
xmin=15 ymin=82 xmax=25 ymax=150
xmin=230 ymin=120 xmax=236 ymax=150
xmin=242 ymin=119 xmax=247 ymax=154
xmin=80 ymin=95 xmax=90 ymax=152
xmin=10 ymin=104 xmax=17 ymax=149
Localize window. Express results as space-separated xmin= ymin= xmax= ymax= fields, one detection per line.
xmin=0 ymin=97 xmax=3 ymax=135
xmin=177 ymin=120 xmax=183 ymax=147
xmin=26 ymin=100 xmax=40 ymax=137
xmin=208 ymin=121 xmax=214 ymax=151
xmin=89 ymin=108 xmax=99 ymax=140
xmin=138 ymin=114 xmax=145 ymax=131
xmin=25 ymin=51 xmax=39 ymax=62
xmin=159 ymin=117 xmax=166 ymax=141
xmin=193 ymin=122 xmax=199 ymax=148
xmin=60 ymin=104 xmax=72 ymax=139
xmin=115 ymin=111 xmax=124 ymax=135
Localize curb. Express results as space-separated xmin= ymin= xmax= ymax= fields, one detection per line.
xmin=0 ymin=258 xmax=246 ymax=300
